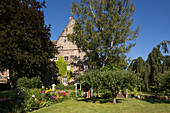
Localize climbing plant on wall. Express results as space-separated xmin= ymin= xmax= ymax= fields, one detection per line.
xmin=56 ymin=56 xmax=72 ymax=81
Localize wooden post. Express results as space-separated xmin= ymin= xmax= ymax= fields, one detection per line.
xmin=91 ymin=88 xmax=93 ymax=97
xmin=126 ymin=88 xmax=128 ymax=98
xmin=80 ymin=84 xmax=81 ymax=91
xmin=75 ymin=83 xmax=77 ymax=97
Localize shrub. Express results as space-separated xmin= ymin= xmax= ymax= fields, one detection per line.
xmin=17 ymin=77 xmax=32 ymax=88
xmin=31 ymin=77 xmax=43 ymax=88
xmin=17 ymin=77 xmax=42 ymax=88
xmin=70 ymin=91 xmax=76 ymax=98
xmin=55 ymin=85 xmax=75 ymax=90
xmin=101 ymin=90 xmax=112 ymax=99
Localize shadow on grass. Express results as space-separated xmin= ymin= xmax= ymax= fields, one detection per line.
xmin=76 ymin=97 xmax=127 ymax=104
xmin=139 ymin=99 xmax=170 ymax=104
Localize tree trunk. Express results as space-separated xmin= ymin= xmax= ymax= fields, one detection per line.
xmin=113 ymin=97 xmax=117 ymax=103
xmin=9 ymin=68 xmax=14 ymax=89
xmin=9 ymin=68 xmax=16 ymax=89
xmin=111 ymin=85 xmax=117 ymax=104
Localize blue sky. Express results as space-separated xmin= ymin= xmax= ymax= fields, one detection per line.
xmin=40 ymin=0 xmax=170 ymax=61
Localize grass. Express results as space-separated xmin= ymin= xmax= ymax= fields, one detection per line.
xmin=31 ymin=98 xmax=170 ymax=113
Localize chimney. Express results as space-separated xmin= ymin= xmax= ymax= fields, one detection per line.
xmin=69 ymin=16 xmax=73 ymax=21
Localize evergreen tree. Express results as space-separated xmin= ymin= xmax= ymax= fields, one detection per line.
xmin=163 ymin=55 xmax=170 ymax=72
xmin=146 ymin=47 xmax=163 ymax=91
xmin=68 ymin=0 xmax=140 ymax=68
xmin=129 ymin=57 xmax=150 ymax=91
xmin=0 ymin=0 xmax=56 ymax=87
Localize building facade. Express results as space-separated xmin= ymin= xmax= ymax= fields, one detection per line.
xmin=0 ymin=69 xmax=9 ymax=83
xmin=52 ymin=16 xmax=87 ymax=84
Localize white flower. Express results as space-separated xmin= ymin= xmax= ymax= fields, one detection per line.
xmin=35 ymin=98 xmax=37 ymax=100
xmin=32 ymin=94 xmax=35 ymax=97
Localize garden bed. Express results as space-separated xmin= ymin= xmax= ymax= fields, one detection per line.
xmin=0 ymin=88 xmax=68 ymax=113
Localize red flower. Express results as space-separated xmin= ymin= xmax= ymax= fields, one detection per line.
xmin=63 ymin=92 xmax=66 ymax=96
xmin=38 ymin=101 xmax=41 ymax=103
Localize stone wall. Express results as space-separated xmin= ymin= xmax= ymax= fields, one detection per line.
xmin=52 ymin=16 xmax=86 ymax=78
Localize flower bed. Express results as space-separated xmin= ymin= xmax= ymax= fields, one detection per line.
xmin=0 ymin=88 xmax=68 ymax=113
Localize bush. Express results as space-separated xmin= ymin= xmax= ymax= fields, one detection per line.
xmin=17 ymin=77 xmax=42 ymax=88
xmin=31 ymin=77 xmax=43 ymax=88
xmin=70 ymin=91 xmax=76 ymax=98
xmin=17 ymin=77 xmax=32 ymax=88
xmin=55 ymin=85 xmax=75 ymax=90
xmin=101 ymin=90 xmax=112 ymax=99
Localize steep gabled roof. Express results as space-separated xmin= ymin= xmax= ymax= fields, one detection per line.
xmin=56 ymin=16 xmax=75 ymax=43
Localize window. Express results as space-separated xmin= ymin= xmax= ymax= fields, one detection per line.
xmin=2 ymin=71 xmax=5 ymax=75
xmin=64 ymin=56 xmax=68 ymax=61
xmin=62 ymin=78 xmax=67 ymax=84
xmin=84 ymin=65 xmax=88 ymax=71
xmin=55 ymin=57 xmax=57 ymax=61
xmin=64 ymin=39 xmax=67 ymax=42
xmin=53 ymin=57 xmax=57 ymax=61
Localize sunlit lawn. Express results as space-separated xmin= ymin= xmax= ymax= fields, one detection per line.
xmin=31 ymin=98 xmax=170 ymax=113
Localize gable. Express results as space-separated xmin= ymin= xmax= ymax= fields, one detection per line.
xmin=56 ymin=16 xmax=78 ymax=50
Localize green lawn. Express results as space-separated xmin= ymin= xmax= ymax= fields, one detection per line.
xmin=31 ymin=98 xmax=170 ymax=113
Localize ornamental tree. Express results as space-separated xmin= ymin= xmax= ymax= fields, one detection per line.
xmin=79 ymin=69 xmax=138 ymax=103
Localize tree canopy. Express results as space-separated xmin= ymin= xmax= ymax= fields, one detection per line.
xmin=0 ymin=0 xmax=56 ymax=86
xmin=129 ymin=44 xmax=170 ymax=95
xmin=68 ymin=0 xmax=140 ymax=68
xmin=78 ymin=68 xmax=138 ymax=103
xmin=129 ymin=57 xmax=150 ymax=91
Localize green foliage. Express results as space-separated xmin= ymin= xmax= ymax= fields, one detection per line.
xmin=150 ymin=71 xmax=170 ymax=96
xmin=163 ymin=55 xmax=170 ymax=72
xmin=67 ymin=70 xmax=72 ymax=81
xmin=17 ymin=77 xmax=42 ymax=88
xmin=69 ymin=91 xmax=76 ymax=98
xmin=55 ymin=85 xmax=75 ymax=90
xmin=129 ymin=57 xmax=150 ymax=91
xmin=56 ymin=56 xmax=68 ymax=77
xmin=69 ymin=0 xmax=140 ymax=68
xmin=129 ymin=44 xmax=170 ymax=95
xmin=31 ymin=77 xmax=43 ymax=88
xmin=17 ymin=77 xmax=32 ymax=88
xmin=78 ymin=68 xmax=139 ymax=101
xmin=56 ymin=56 xmax=72 ymax=81
xmin=0 ymin=88 xmax=68 ymax=112
xmin=0 ymin=89 xmax=23 ymax=113
xmin=0 ymin=0 xmax=57 ymax=87
xmin=157 ymin=40 xmax=170 ymax=53
xmin=101 ymin=90 xmax=112 ymax=99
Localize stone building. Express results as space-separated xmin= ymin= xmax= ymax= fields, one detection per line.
xmin=52 ymin=16 xmax=87 ymax=85
xmin=0 ymin=69 xmax=9 ymax=83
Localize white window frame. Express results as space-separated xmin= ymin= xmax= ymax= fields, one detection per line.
xmin=64 ymin=56 xmax=68 ymax=61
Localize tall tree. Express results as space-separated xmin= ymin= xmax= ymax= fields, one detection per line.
xmin=163 ymin=55 xmax=170 ymax=72
xmin=157 ymin=40 xmax=170 ymax=53
xmin=146 ymin=47 xmax=163 ymax=90
xmin=68 ymin=0 xmax=140 ymax=68
xmin=0 ymin=0 xmax=56 ymax=87
xmin=129 ymin=57 xmax=150 ymax=91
